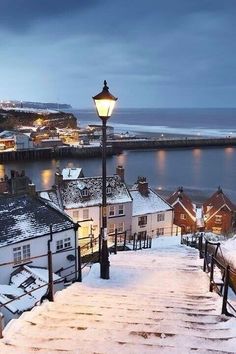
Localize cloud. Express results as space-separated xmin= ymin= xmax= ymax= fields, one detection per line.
xmin=0 ymin=0 xmax=236 ymax=107
xmin=0 ymin=0 xmax=102 ymax=32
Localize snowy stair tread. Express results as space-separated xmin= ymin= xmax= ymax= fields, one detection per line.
xmin=0 ymin=239 xmax=236 ymax=353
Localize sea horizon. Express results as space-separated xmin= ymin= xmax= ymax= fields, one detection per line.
xmin=70 ymin=107 xmax=236 ymax=138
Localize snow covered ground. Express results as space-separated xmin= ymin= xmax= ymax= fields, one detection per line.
xmin=0 ymin=236 xmax=236 ymax=353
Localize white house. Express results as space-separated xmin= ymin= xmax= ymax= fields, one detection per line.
xmin=40 ymin=169 xmax=132 ymax=244
xmin=14 ymin=132 xmax=33 ymax=150
xmin=130 ymin=178 xmax=174 ymax=238
xmin=0 ymin=195 xmax=78 ymax=285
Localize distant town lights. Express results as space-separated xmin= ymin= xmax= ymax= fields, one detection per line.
xmin=93 ymin=80 xmax=117 ymax=120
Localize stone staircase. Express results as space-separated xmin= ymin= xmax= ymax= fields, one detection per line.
xmin=0 ymin=238 xmax=236 ymax=353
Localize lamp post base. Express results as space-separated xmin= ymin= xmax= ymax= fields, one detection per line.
xmin=100 ymin=239 xmax=110 ymax=279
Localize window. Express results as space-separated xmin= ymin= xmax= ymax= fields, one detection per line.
xmin=106 ymin=186 xmax=112 ymax=195
xmin=180 ymin=214 xmax=186 ymax=220
xmin=157 ymin=228 xmax=164 ymax=235
xmin=109 ymin=205 xmax=115 ymax=217
xmin=215 ymin=215 xmax=222 ymax=224
xmin=56 ymin=240 xmax=63 ymax=251
xmin=138 ymin=216 xmax=147 ymax=226
xmin=83 ymin=209 xmax=89 ymax=220
xmin=13 ymin=244 xmax=31 ymax=264
xmin=82 ymin=189 xmax=88 ymax=197
xmin=80 ymin=226 xmax=89 ymax=238
xmin=157 ymin=213 xmax=165 ymax=222
xmin=117 ymin=222 xmax=124 ymax=233
xmin=212 ymin=227 xmax=222 ymax=234
xmin=22 ymin=244 xmax=30 ymax=259
xmin=73 ymin=210 xmax=79 ymax=219
xmin=118 ymin=204 xmax=124 ymax=215
xmin=56 ymin=238 xmax=71 ymax=251
xmin=64 ymin=238 xmax=71 ymax=248
xmin=108 ymin=223 xmax=115 ymax=234
xmin=13 ymin=247 xmax=22 ymax=264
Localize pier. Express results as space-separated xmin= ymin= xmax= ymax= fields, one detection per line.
xmin=0 ymin=137 xmax=235 ymax=162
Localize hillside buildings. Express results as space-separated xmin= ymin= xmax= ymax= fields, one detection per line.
xmin=168 ymin=186 xmax=236 ymax=235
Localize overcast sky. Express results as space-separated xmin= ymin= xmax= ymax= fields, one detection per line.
xmin=0 ymin=0 xmax=235 ymax=108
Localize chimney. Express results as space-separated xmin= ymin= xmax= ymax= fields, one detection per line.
xmin=138 ymin=177 xmax=149 ymax=196
xmin=55 ymin=168 xmax=63 ymax=187
xmin=116 ymin=165 xmax=124 ymax=182
xmin=28 ymin=183 xmax=36 ymax=196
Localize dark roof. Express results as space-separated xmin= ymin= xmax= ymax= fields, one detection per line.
xmin=203 ymin=188 xmax=236 ymax=218
xmin=167 ymin=187 xmax=196 ymax=218
xmin=0 ymin=195 xmax=75 ymax=247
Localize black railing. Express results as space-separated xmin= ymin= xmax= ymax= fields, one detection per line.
xmin=0 ymin=229 xmax=154 ymax=337
xmin=182 ymin=233 xmax=236 ymax=317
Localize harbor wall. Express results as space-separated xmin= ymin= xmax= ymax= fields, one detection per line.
xmin=0 ymin=137 xmax=236 ymax=162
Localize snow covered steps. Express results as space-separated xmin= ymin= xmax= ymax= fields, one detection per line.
xmin=0 ymin=236 xmax=236 ymax=353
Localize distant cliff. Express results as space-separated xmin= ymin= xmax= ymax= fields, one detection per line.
xmin=0 ymin=100 xmax=72 ymax=110
xmin=0 ymin=109 xmax=77 ymax=130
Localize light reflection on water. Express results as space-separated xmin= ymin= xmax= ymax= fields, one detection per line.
xmin=2 ymin=147 xmax=236 ymax=200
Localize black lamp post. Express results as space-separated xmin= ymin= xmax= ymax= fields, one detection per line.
xmin=93 ymin=80 xmax=118 ymax=279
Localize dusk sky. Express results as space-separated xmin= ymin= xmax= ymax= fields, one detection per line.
xmin=0 ymin=0 xmax=236 ymax=108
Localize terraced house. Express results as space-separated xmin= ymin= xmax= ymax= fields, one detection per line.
xmin=203 ymin=187 xmax=236 ymax=234
xmin=40 ymin=167 xmax=133 ymax=242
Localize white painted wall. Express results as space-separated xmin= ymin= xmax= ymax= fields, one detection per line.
xmin=132 ymin=210 xmax=174 ymax=237
xmin=15 ymin=134 xmax=33 ymax=150
xmin=0 ymin=228 xmax=76 ymax=284
xmin=65 ymin=205 xmax=100 ymax=239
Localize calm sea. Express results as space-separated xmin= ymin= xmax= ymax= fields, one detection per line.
xmin=1 ymin=108 xmax=236 ymax=201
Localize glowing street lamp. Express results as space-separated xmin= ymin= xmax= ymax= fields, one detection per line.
xmin=93 ymin=80 xmax=118 ymax=279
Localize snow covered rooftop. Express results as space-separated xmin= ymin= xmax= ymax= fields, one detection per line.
xmin=62 ymin=167 xmax=83 ymax=180
xmin=0 ymin=266 xmax=60 ymax=314
xmin=1 ymin=236 xmax=236 ymax=353
xmin=0 ymin=195 xmax=75 ymax=247
xmin=61 ymin=175 xmax=132 ymax=209
xmin=130 ymin=188 xmax=172 ymax=216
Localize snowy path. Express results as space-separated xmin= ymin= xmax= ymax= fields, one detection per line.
xmin=1 ymin=237 xmax=236 ymax=353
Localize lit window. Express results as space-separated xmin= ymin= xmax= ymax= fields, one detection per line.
xmin=83 ymin=209 xmax=89 ymax=220
xmin=180 ymin=214 xmax=186 ymax=220
xmin=212 ymin=227 xmax=222 ymax=234
xmin=215 ymin=215 xmax=222 ymax=224
xmin=118 ymin=204 xmax=124 ymax=215
xmin=138 ymin=216 xmax=147 ymax=226
xmin=109 ymin=205 xmax=115 ymax=216
xmin=13 ymin=244 xmax=31 ymax=264
xmin=157 ymin=213 xmax=165 ymax=222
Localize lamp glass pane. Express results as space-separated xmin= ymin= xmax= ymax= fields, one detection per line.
xmin=94 ymin=99 xmax=116 ymax=118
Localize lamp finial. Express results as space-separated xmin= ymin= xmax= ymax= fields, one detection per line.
xmin=103 ymin=80 xmax=109 ymax=91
